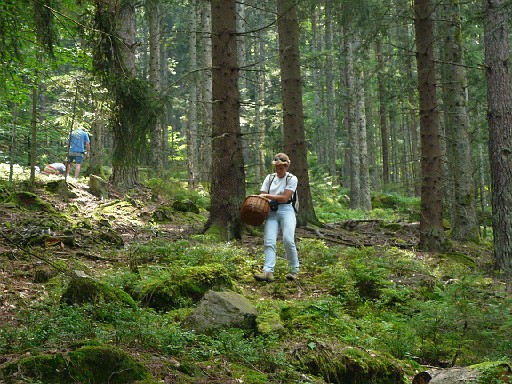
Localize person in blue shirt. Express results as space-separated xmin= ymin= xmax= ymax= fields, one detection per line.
xmin=66 ymin=127 xmax=90 ymax=179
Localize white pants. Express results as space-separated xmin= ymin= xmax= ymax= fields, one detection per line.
xmin=263 ymin=203 xmax=299 ymax=273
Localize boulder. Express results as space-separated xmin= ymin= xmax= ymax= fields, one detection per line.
xmin=182 ymin=290 xmax=258 ymax=333
xmin=412 ymin=362 xmax=511 ymax=384
xmin=88 ymin=174 xmax=108 ymax=199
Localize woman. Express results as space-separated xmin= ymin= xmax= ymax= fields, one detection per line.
xmin=254 ymin=153 xmax=299 ymax=283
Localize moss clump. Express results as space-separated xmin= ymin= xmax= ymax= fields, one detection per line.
xmin=0 ymin=353 xmax=69 ymax=383
xmin=172 ymin=199 xmax=199 ymax=213
xmin=0 ymin=344 xmax=152 ymax=384
xmin=152 ymin=205 xmax=174 ymax=222
xmin=290 ymin=340 xmax=405 ymax=384
xmin=60 ymin=277 xmax=137 ymax=308
xmin=67 ymin=344 xmax=150 ymax=383
xmin=8 ymin=191 xmax=57 ymax=213
xmin=256 ymin=303 xmax=285 ymax=335
xmin=137 ymin=263 xmax=235 ymax=311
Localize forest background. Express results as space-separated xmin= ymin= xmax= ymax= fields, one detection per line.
xmin=0 ymin=0 xmax=512 ymax=383
xmin=2 ymin=0 xmax=512 ymax=262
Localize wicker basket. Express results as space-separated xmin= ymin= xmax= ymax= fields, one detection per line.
xmin=240 ymin=195 xmax=270 ymax=226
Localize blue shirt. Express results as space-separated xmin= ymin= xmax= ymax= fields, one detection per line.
xmin=69 ymin=129 xmax=90 ymax=153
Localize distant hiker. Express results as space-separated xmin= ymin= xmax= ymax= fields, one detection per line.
xmin=42 ymin=163 xmax=66 ymax=175
xmin=253 ymin=153 xmax=299 ymax=283
xmin=66 ymin=127 xmax=90 ymax=179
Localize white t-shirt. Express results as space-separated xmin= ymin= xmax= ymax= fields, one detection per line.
xmin=260 ymin=172 xmax=298 ymax=196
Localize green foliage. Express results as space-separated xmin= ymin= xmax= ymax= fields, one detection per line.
xmin=371 ymin=192 xmax=420 ymax=218
xmin=310 ymin=178 xmax=415 ymax=222
xmin=126 ymin=238 xmax=251 ymax=277
xmin=409 ymin=276 xmax=512 ymax=366
xmin=143 ymin=175 xmax=210 ymax=210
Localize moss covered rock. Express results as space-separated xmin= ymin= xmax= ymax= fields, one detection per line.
xmin=0 ymin=344 xmax=152 ymax=384
xmin=182 ymin=290 xmax=258 ymax=333
xmin=61 ymin=277 xmax=136 ymax=308
xmin=137 ymin=263 xmax=235 ymax=311
xmin=289 ymin=340 xmax=405 ymax=384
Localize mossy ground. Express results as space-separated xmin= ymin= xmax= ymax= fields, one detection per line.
xmin=0 ymin=177 xmax=510 ymax=383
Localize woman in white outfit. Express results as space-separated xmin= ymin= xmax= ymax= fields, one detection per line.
xmin=254 ymin=153 xmax=299 ymax=283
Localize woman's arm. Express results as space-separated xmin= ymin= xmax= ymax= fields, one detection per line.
xmin=260 ymin=189 xmax=293 ymax=203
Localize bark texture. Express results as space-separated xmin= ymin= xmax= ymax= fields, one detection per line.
xmin=206 ymin=0 xmax=246 ymax=240
xmin=442 ymin=0 xmax=479 ymax=242
xmin=277 ymin=0 xmax=318 ymax=226
xmin=414 ymin=0 xmax=445 ymax=251
xmin=484 ymin=0 xmax=512 ymax=272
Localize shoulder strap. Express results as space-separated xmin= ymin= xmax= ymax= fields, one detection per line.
xmin=267 ymin=173 xmax=277 ymax=193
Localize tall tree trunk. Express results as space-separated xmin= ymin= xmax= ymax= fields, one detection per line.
xmin=484 ymin=0 xmax=512 ymax=272
xmin=414 ymin=0 xmax=445 ymax=251
xmin=206 ymin=0 xmax=246 ymax=240
xmin=188 ymin=0 xmax=199 ymax=188
xmin=441 ymin=0 xmax=479 ymax=241
xmin=147 ymin=0 xmax=164 ymax=173
xmin=277 ymin=0 xmax=319 ymax=227
xmin=199 ymin=0 xmax=212 ymax=183
xmin=9 ymin=103 xmax=17 ymax=183
xmin=311 ymin=4 xmax=325 ymax=167
xmin=95 ymin=0 xmax=145 ymax=190
xmin=357 ymin=66 xmax=371 ymax=211
xmin=255 ymin=31 xmax=266 ymax=182
xmin=29 ymin=68 xmax=38 ymax=188
xmin=376 ymin=38 xmax=390 ymax=188
xmin=406 ymin=48 xmax=421 ymax=197
xmin=325 ymin=0 xmax=336 ymax=178
xmin=345 ymin=36 xmax=360 ymax=209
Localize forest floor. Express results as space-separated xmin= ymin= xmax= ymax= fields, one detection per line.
xmin=0 ymin=176 xmax=492 ymax=330
xmin=0 ymin=176 xmax=502 ymax=384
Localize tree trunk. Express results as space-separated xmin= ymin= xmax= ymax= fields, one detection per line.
xmin=277 ymin=0 xmax=319 ymax=227
xmin=206 ymin=0 xmax=246 ymax=240
xmin=441 ymin=0 xmax=479 ymax=242
xmin=147 ymin=0 xmax=164 ymax=173
xmin=199 ymin=0 xmax=212 ymax=184
xmin=188 ymin=0 xmax=199 ymax=189
xmin=9 ymin=103 xmax=17 ymax=183
xmin=345 ymin=36 xmax=360 ymax=209
xmin=255 ymin=30 xmax=266 ymax=183
xmin=414 ymin=0 xmax=445 ymax=251
xmin=311 ymin=4 xmax=325 ymax=168
xmin=29 ymin=68 xmax=38 ymax=188
xmin=484 ymin=0 xmax=512 ymax=272
xmin=356 ymin=64 xmax=371 ymax=211
xmin=95 ymin=0 xmax=145 ymax=190
xmin=325 ymin=1 xmax=336 ymax=178
xmin=376 ymin=38 xmax=390 ymax=187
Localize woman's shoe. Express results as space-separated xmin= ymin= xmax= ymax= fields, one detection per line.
xmin=253 ymin=271 xmax=274 ymax=283
xmin=286 ymin=272 xmax=298 ymax=281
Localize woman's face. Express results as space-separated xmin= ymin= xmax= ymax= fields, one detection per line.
xmin=275 ymin=164 xmax=287 ymax=177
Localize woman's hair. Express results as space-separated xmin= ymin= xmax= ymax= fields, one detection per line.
xmin=272 ymin=153 xmax=290 ymax=165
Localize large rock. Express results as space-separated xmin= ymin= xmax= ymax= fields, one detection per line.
xmin=412 ymin=362 xmax=511 ymax=384
xmin=88 ymin=174 xmax=108 ymax=199
xmin=182 ymin=290 xmax=258 ymax=333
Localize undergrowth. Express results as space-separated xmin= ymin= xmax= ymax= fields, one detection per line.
xmin=0 ymin=172 xmax=510 ymax=383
